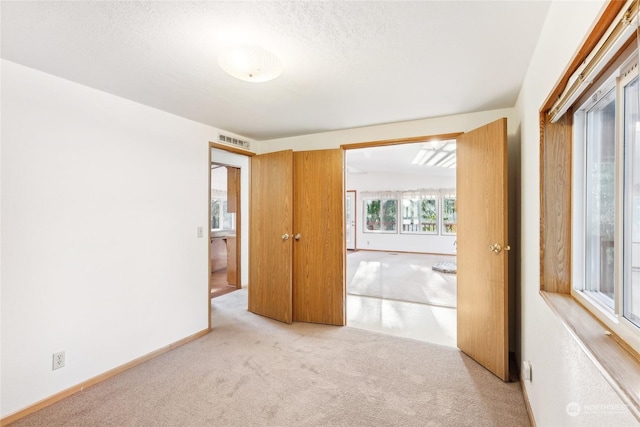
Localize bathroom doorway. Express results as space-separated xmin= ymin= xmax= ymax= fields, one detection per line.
xmin=210 ymin=163 xmax=241 ymax=298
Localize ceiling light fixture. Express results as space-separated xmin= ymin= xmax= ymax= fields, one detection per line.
xmin=218 ymin=45 xmax=283 ymax=83
xmin=425 ymin=140 xmax=446 ymax=150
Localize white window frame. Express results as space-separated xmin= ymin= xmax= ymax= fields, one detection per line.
xmin=363 ymin=198 xmax=399 ymax=234
xmin=400 ymin=196 xmax=438 ymax=235
xmin=572 ymin=48 xmax=640 ymax=355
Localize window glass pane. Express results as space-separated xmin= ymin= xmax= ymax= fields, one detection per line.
xmin=585 ymin=88 xmax=616 ymax=307
xmin=442 ymin=198 xmax=457 ymax=235
xmin=400 ymin=197 xmax=437 ymax=234
xmin=624 ymin=76 xmax=640 ymax=326
xmin=421 ymin=198 xmax=438 ymax=233
xmin=401 ymin=198 xmax=421 ymax=233
xmin=211 ymin=199 xmax=221 ymax=229
xmin=364 ymin=199 xmax=397 ymax=233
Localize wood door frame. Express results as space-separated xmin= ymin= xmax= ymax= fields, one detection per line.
xmin=208 ymin=142 xmax=255 ymax=329
xmin=342 ymin=127 xmax=515 ymax=380
xmin=346 ymin=190 xmax=357 ymax=250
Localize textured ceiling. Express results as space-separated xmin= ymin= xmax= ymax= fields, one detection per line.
xmin=1 ymin=1 xmax=551 ymax=141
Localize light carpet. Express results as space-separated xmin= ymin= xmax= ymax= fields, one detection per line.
xmin=12 ymin=289 xmax=528 ymax=427
xmin=347 ymin=251 xmax=457 ymax=308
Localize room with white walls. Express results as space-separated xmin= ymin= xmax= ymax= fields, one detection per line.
xmin=3 ymin=1 xmax=639 ymax=424
xmin=346 ymin=170 xmax=457 ymax=254
xmin=0 ymin=60 xmax=246 ymax=417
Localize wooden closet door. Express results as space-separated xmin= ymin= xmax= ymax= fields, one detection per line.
xmin=292 ymin=149 xmax=345 ymax=325
xmin=248 ymin=150 xmax=293 ymax=324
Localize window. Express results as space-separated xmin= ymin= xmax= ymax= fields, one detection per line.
xmin=623 ymin=71 xmax=640 ymax=327
xmin=441 ymin=197 xmax=457 ymax=235
xmin=211 ymin=197 xmax=235 ymax=231
xmin=573 ymin=50 xmax=640 ymax=333
xmin=583 ymin=85 xmax=616 ymax=308
xmin=364 ymin=199 xmax=398 ymax=233
xmin=540 ymin=0 xmax=640 ymax=410
xmin=401 ymin=195 xmax=438 ymax=234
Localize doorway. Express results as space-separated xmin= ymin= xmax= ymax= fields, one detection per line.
xmin=344 ymin=140 xmax=458 ymax=347
xmin=210 ymin=163 xmax=240 ymax=298
xmin=208 ymin=146 xmax=250 ymax=321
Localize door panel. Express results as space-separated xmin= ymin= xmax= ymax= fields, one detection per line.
xmin=249 ymin=150 xmax=293 ymax=324
xmin=456 ymin=118 xmax=509 ymax=381
xmin=293 ymin=150 xmax=345 ymax=325
xmin=346 ymin=191 xmax=356 ymax=250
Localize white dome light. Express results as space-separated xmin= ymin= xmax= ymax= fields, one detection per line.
xmin=218 ymin=45 xmax=283 ymax=83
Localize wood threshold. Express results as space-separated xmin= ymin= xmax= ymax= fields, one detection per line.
xmin=0 ymin=328 xmax=211 ymax=426
xmin=540 ymin=291 xmax=640 ymax=422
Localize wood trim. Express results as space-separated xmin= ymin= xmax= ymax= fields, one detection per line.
xmin=208 ymin=147 xmax=212 ymax=329
xmin=540 ymin=112 xmax=572 ymax=294
xmin=209 ymin=141 xmax=256 ymax=156
xmin=541 ymin=291 xmax=640 ymax=422
xmin=540 ymin=1 xmax=627 ymax=113
xmin=520 ymin=377 xmax=537 ymax=427
xmin=346 ymin=190 xmax=357 ymax=250
xmin=226 ymin=167 xmax=239 ymax=213
xmin=0 ymin=328 xmax=211 ymax=426
xmin=340 ymin=132 xmax=463 ymax=150
xmin=235 ymin=169 xmax=242 ymax=290
xmin=539 ymin=112 xmax=545 ymax=292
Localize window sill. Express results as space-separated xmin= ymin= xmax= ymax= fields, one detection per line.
xmin=540 ymin=291 xmax=640 ymax=421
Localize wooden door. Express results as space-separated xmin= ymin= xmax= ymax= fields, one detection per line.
xmin=456 ymin=118 xmax=509 ymax=381
xmin=292 ymin=150 xmax=345 ymax=325
xmin=249 ymin=150 xmax=293 ymax=324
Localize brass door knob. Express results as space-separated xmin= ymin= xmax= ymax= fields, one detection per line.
xmin=489 ymin=243 xmax=510 ymax=254
xmin=489 ymin=243 xmax=502 ymax=254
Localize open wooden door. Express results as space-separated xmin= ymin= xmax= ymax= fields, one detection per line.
xmin=456 ymin=118 xmax=509 ymax=381
xmin=249 ymin=150 xmax=293 ymax=324
xmin=292 ymin=149 xmax=345 ymax=325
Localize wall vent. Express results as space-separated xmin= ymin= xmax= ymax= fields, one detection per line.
xmin=218 ymin=133 xmax=251 ymax=150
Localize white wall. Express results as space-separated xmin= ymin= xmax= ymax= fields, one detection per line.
xmin=210 ymin=149 xmax=250 ymax=287
xmin=516 ymin=2 xmax=639 ymax=426
xmin=347 ymin=171 xmax=456 ymax=254
xmin=0 ymin=60 xmax=218 ymax=417
xmin=255 ymin=108 xmax=518 ymax=154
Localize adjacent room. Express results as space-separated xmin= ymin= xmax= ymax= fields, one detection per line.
xmin=345 ymin=142 xmax=458 ymax=347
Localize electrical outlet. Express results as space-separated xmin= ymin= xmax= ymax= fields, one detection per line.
xmin=522 ymin=360 xmax=532 ymax=381
xmin=53 ymin=351 xmax=65 ymax=370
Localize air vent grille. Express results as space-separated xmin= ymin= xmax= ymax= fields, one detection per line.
xmin=218 ymin=133 xmax=251 ymax=150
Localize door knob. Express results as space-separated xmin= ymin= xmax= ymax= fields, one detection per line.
xmin=489 ymin=243 xmax=510 ymax=254
xmin=294 ymin=233 xmax=301 ymax=240
xmin=282 ymin=233 xmax=289 ymax=241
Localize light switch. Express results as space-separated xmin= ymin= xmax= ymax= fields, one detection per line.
xmin=197 ymin=226 xmax=204 ymax=238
